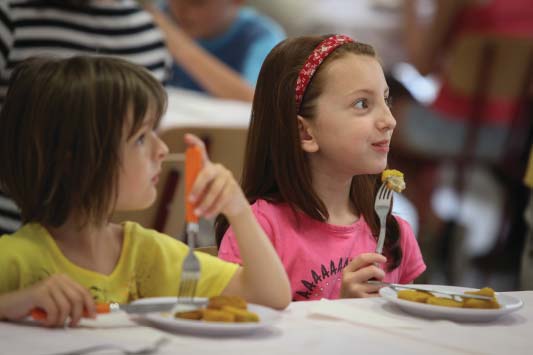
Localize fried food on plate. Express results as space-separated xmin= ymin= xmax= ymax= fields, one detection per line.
xmin=463 ymin=287 xmax=500 ymax=309
xmin=427 ymin=296 xmax=463 ymax=308
xmin=207 ymin=295 xmax=247 ymax=310
xmin=174 ymin=295 xmax=260 ymax=323
xmin=397 ymin=290 xmax=433 ymax=303
xmin=395 ymin=286 xmax=501 ymax=309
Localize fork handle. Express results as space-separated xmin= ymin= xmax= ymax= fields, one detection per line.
xmin=375 ymin=224 xmax=386 ymax=254
xmin=185 ymin=146 xmax=203 ymax=224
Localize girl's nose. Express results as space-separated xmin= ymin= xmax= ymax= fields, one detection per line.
xmin=378 ymin=105 xmax=396 ymax=131
xmin=155 ymin=134 xmax=169 ymax=160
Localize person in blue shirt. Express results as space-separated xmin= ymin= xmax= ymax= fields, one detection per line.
xmin=145 ymin=0 xmax=285 ymax=102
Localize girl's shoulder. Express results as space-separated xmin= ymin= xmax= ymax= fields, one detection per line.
xmin=392 ymin=215 xmax=418 ymax=243
xmin=122 ymin=221 xmax=188 ymax=252
xmin=250 ymin=198 xmax=291 ymax=218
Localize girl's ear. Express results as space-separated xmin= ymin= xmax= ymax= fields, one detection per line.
xmin=298 ymin=115 xmax=319 ymax=153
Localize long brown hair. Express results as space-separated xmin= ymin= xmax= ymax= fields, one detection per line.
xmin=0 ymin=56 xmax=167 ymax=228
xmin=216 ymin=35 xmax=402 ymax=271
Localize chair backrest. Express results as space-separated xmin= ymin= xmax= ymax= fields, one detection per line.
xmin=111 ymin=153 xmax=186 ymax=237
xmin=159 ymin=126 xmax=248 ymax=182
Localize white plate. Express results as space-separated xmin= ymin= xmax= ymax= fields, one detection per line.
xmin=132 ymin=297 xmax=281 ymax=336
xmin=380 ymin=285 xmax=523 ymax=322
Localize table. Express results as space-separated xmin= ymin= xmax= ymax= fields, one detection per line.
xmin=2 ymin=291 xmax=532 ymax=355
xmin=160 ymin=87 xmax=252 ymax=131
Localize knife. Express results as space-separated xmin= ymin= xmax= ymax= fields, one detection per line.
xmin=30 ymin=300 xmax=201 ymax=320
xmin=368 ymin=281 xmax=493 ymax=300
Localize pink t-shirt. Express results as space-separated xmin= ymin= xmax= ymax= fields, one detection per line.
xmin=218 ymin=199 xmax=426 ymax=301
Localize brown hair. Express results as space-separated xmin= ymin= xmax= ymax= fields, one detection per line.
xmin=0 ymin=56 xmax=167 ymax=227
xmin=216 ymin=35 xmax=403 ymax=271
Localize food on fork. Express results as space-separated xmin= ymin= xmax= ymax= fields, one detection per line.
xmin=396 ymin=287 xmax=501 ymax=309
xmin=381 ymin=169 xmax=406 ymax=193
xmin=174 ymin=295 xmax=260 ymax=323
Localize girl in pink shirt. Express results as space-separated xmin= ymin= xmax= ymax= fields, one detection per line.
xmin=217 ymin=34 xmax=426 ymax=301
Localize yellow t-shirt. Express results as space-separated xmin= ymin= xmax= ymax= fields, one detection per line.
xmin=525 ymin=147 xmax=533 ymax=188
xmin=0 ymin=222 xmax=238 ymax=303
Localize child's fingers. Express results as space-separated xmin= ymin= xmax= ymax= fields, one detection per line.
xmin=34 ymin=296 xmax=59 ymax=327
xmin=183 ymin=133 xmax=209 ymax=162
xmin=65 ymin=277 xmax=96 ymax=320
xmin=194 ymin=168 xmax=231 ymax=215
xmin=189 ymin=163 xmax=219 ymax=203
xmin=344 ymin=264 xmax=385 ymax=285
xmin=201 ymin=179 xmax=233 ymax=218
xmin=344 ymin=253 xmax=386 ymax=272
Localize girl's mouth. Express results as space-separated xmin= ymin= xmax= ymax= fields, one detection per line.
xmin=372 ymin=140 xmax=390 ymax=152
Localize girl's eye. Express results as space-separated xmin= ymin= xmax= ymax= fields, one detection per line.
xmin=135 ymin=133 xmax=146 ymax=145
xmin=353 ymin=98 xmax=368 ymax=109
xmin=385 ymin=95 xmax=393 ymax=108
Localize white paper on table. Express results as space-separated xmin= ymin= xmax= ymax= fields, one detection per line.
xmin=78 ymin=311 xmax=137 ymax=328
xmin=309 ymin=299 xmax=419 ymax=328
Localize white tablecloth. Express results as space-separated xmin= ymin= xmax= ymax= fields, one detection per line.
xmin=160 ymin=88 xmax=251 ymax=131
xmin=2 ymin=291 xmax=532 ymax=355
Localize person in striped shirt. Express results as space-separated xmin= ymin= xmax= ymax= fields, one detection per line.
xmin=0 ymin=0 xmax=171 ymax=234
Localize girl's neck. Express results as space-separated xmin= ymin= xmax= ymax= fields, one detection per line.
xmin=46 ymin=218 xmax=123 ymax=276
xmin=311 ymin=167 xmax=359 ymax=226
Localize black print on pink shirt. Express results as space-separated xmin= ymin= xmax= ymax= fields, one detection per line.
xmin=294 ymin=256 xmax=350 ymax=300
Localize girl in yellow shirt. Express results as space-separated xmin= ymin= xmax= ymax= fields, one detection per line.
xmin=0 ymin=56 xmax=290 ymax=327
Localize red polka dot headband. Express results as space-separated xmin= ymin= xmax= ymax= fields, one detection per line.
xmin=295 ymin=34 xmax=354 ymax=112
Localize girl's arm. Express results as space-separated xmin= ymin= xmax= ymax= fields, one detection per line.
xmin=145 ymin=5 xmax=254 ymax=102
xmin=0 ymin=274 xmax=95 ymax=327
xmin=185 ymin=134 xmax=291 ymax=310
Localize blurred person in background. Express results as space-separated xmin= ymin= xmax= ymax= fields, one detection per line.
xmin=521 ymin=148 xmax=533 ymax=290
xmin=0 ymin=0 xmax=171 ymax=236
xmin=391 ymin=0 xmax=533 ymax=285
xmin=144 ymin=0 xmax=285 ymax=102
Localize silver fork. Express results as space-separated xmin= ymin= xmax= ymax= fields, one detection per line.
xmin=374 ymin=182 xmax=393 ymax=254
xmin=176 ymin=223 xmax=200 ymax=306
xmin=49 ymin=337 xmax=169 ymax=355
xmin=172 ymin=146 xmax=202 ymax=313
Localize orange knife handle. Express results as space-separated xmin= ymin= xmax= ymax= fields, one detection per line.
xmin=185 ymin=145 xmax=203 ymax=223
xmin=30 ymin=303 xmax=111 ymax=320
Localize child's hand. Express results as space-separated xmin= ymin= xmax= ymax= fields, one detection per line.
xmin=184 ymin=134 xmax=248 ymax=219
xmin=339 ymin=253 xmax=387 ymax=298
xmin=0 ymin=274 xmax=96 ymax=327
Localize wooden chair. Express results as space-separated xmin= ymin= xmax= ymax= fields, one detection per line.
xmin=152 ymin=126 xmax=249 ymax=246
xmin=159 ymin=126 xmax=248 ymax=180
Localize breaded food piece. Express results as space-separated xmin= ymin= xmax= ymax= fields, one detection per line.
xmin=208 ymin=295 xmax=247 ymax=310
xmin=221 ymin=306 xmax=260 ymax=323
xmin=463 ymin=287 xmax=500 ymax=309
xmin=427 ymin=296 xmax=463 ymax=308
xmin=175 ymin=309 xmax=203 ymax=320
xmin=465 ymin=287 xmax=495 ymax=297
xmin=463 ymin=298 xmax=500 ymax=309
xmin=397 ymin=290 xmax=433 ymax=303
xmin=381 ymin=169 xmax=406 ymax=193
xmin=202 ymin=309 xmax=236 ymax=322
